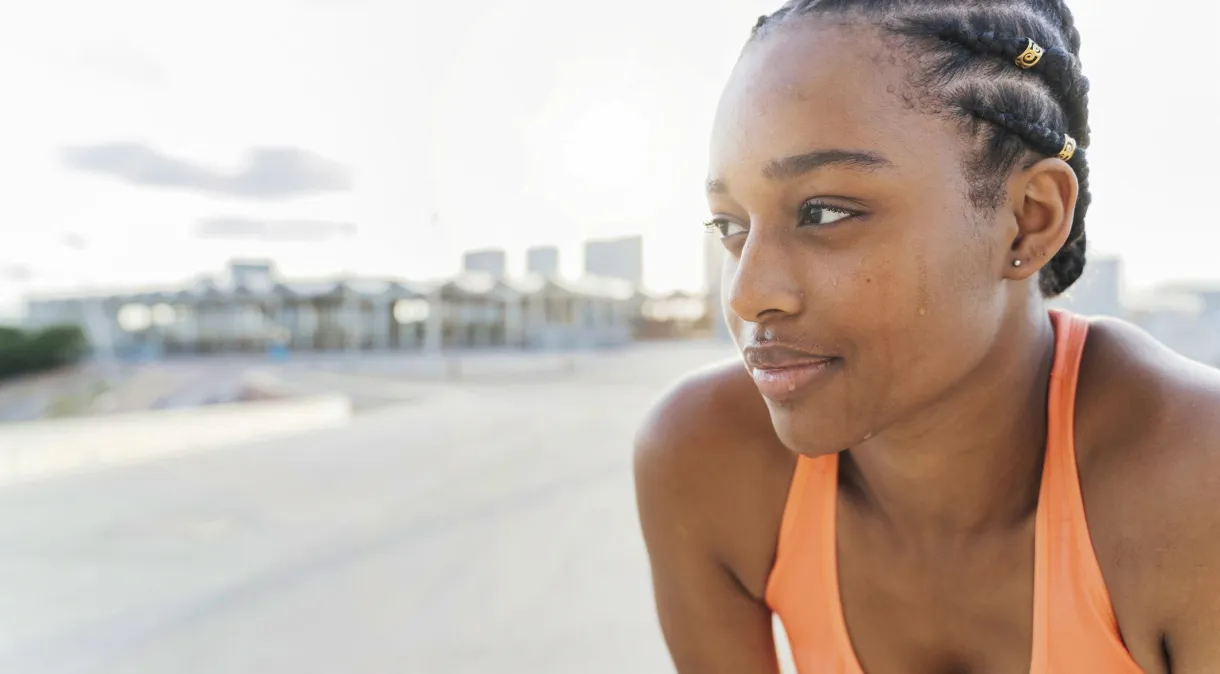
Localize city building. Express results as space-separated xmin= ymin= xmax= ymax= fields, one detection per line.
xmin=526 ymin=246 xmax=561 ymax=277
xmin=1132 ymin=281 xmax=1220 ymax=367
xmin=584 ymin=236 xmax=644 ymax=287
xmin=1128 ymin=292 xmax=1210 ymax=364
xmin=227 ymin=259 xmax=278 ymax=291
xmin=23 ymin=260 xmax=640 ymax=358
xmin=635 ymin=290 xmax=710 ymax=340
xmin=462 ymin=249 xmax=508 ymax=278
xmin=703 ymin=233 xmax=731 ymax=342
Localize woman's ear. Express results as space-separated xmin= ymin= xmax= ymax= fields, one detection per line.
xmin=1003 ymin=156 xmax=1078 ymax=280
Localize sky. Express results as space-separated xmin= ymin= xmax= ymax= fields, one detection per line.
xmin=1 ymin=0 xmax=1218 ymax=315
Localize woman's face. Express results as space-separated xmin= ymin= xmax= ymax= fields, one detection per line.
xmin=709 ymin=20 xmax=1020 ymax=455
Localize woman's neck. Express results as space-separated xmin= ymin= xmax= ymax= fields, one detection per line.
xmin=842 ymin=309 xmax=1057 ymax=541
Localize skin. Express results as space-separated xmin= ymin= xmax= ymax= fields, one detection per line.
xmin=634 ymin=18 xmax=1220 ymax=674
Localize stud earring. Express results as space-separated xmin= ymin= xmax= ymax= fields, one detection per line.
xmin=1012 ymin=259 xmax=1023 ymax=268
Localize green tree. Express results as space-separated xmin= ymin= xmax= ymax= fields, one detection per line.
xmin=0 ymin=325 xmax=89 ymax=381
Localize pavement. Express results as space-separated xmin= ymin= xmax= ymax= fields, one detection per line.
xmin=0 ymin=341 xmax=749 ymax=674
xmin=0 ymin=349 xmax=623 ymax=422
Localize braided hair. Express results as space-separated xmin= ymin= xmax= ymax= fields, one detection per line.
xmin=751 ymin=1 xmax=1092 ymax=297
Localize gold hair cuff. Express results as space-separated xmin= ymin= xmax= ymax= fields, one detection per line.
xmin=1015 ymin=38 xmax=1044 ymax=69
xmin=1057 ymin=134 xmax=1077 ymax=161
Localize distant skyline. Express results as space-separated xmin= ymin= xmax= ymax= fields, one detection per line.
xmin=3 ymin=0 xmax=1219 ymax=316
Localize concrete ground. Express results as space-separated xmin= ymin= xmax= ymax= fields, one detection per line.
xmin=0 ymin=349 xmax=631 ymax=421
xmin=0 ymin=341 xmax=756 ymax=674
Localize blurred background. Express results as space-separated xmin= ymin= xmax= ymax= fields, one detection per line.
xmin=0 ymin=0 xmax=1217 ymax=672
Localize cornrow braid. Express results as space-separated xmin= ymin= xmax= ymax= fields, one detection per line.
xmin=750 ymin=0 xmax=1094 ymax=298
xmin=967 ymin=105 xmax=1080 ymax=161
xmin=966 ymin=101 xmax=1090 ymax=296
xmin=753 ymin=14 xmax=771 ymax=35
xmin=926 ymin=23 xmax=1090 ymax=109
xmin=896 ymin=15 xmax=1090 ymax=144
xmin=1040 ymin=0 xmax=1083 ymax=52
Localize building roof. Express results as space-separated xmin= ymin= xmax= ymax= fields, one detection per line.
xmin=23 ymin=261 xmax=659 ymax=307
xmin=500 ymin=274 xmax=547 ymax=295
xmin=441 ymin=272 xmax=500 ymax=297
xmin=555 ymin=275 xmax=637 ymax=301
xmin=279 ymin=280 xmax=344 ymax=298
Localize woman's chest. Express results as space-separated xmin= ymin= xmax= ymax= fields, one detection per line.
xmin=835 ymin=524 xmax=1037 ymax=674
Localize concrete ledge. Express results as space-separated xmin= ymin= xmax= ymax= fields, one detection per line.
xmin=308 ymin=352 xmax=581 ymax=381
xmin=406 ymin=353 xmax=578 ymax=380
xmin=0 ymin=394 xmax=352 ymax=486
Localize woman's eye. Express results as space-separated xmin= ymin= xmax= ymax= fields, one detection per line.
xmin=704 ymin=219 xmax=747 ymax=239
xmin=799 ymin=202 xmax=856 ymax=227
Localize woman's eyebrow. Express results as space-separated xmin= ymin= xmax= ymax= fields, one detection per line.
xmin=706 ymin=149 xmax=893 ymax=195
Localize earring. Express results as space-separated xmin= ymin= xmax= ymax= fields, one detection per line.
xmin=1012 ymin=259 xmax=1023 ymax=267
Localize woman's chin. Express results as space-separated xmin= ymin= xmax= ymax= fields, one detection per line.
xmin=768 ymin=413 xmax=860 ymax=458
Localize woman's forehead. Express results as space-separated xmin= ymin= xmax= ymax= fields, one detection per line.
xmin=709 ymin=20 xmax=956 ymax=180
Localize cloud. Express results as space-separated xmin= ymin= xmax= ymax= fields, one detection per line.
xmin=194 ymin=217 xmax=356 ymax=242
xmin=59 ymin=233 xmax=88 ymax=251
xmin=60 ymin=143 xmax=353 ymax=200
xmin=0 ymin=265 xmax=33 ymax=282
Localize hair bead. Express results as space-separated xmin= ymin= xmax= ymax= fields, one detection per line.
xmin=1057 ymin=134 xmax=1077 ymax=161
xmin=1015 ymin=38 xmax=1045 ymax=68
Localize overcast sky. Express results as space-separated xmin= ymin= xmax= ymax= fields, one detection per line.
xmin=1 ymin=0 xmax=1217 ymax=314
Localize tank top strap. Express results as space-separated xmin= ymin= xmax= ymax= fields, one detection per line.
xmin=765 ymin=452 xmax=854 ymax=666
xmin=1040 ymin=310 xmax=1122 ymax=633
xmin=766 ymin=452 xmax=838 ymax=606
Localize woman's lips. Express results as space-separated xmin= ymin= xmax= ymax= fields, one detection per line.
xmin=748 ymin=358 xmax=837 ymax=402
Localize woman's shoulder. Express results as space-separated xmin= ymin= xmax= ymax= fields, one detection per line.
xmin=1075 ymin=317 xmax=1220 ymax=660
xmin=635 ymin=358 xmax=774 ymax=452
xmin=633 ymin=358 xmax=797 ymax=597
xmin=1076 ymin=316 xmax=1220 ymax=466
xmin=634 ymin=358 xmax=795 ymax=492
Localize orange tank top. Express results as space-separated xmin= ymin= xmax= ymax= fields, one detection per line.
xmin=765 ymin=311 xmax=1145 ymax=673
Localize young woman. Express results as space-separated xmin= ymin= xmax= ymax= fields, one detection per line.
xmin=634 ymin=1 xmax=1220 ymax=672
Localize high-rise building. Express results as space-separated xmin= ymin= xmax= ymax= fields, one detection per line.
xmin=225 ymin=259 xmax=277 ymax=292
xmin=704 ymin=234 xmax=732 ymax=342
xmin=1134 ymin=282 xmax=1220 ymax=367
xmin=584 ymin=236 xmax=643 ymax=286
xmin=526 ymin=246 xmax=560 ymax=277
xmin=462 ymin=249 xmax=507 ymax=277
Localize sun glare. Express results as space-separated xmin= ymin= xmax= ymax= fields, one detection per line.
xmin=528 ymin=98 xmax=655 ymax=209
